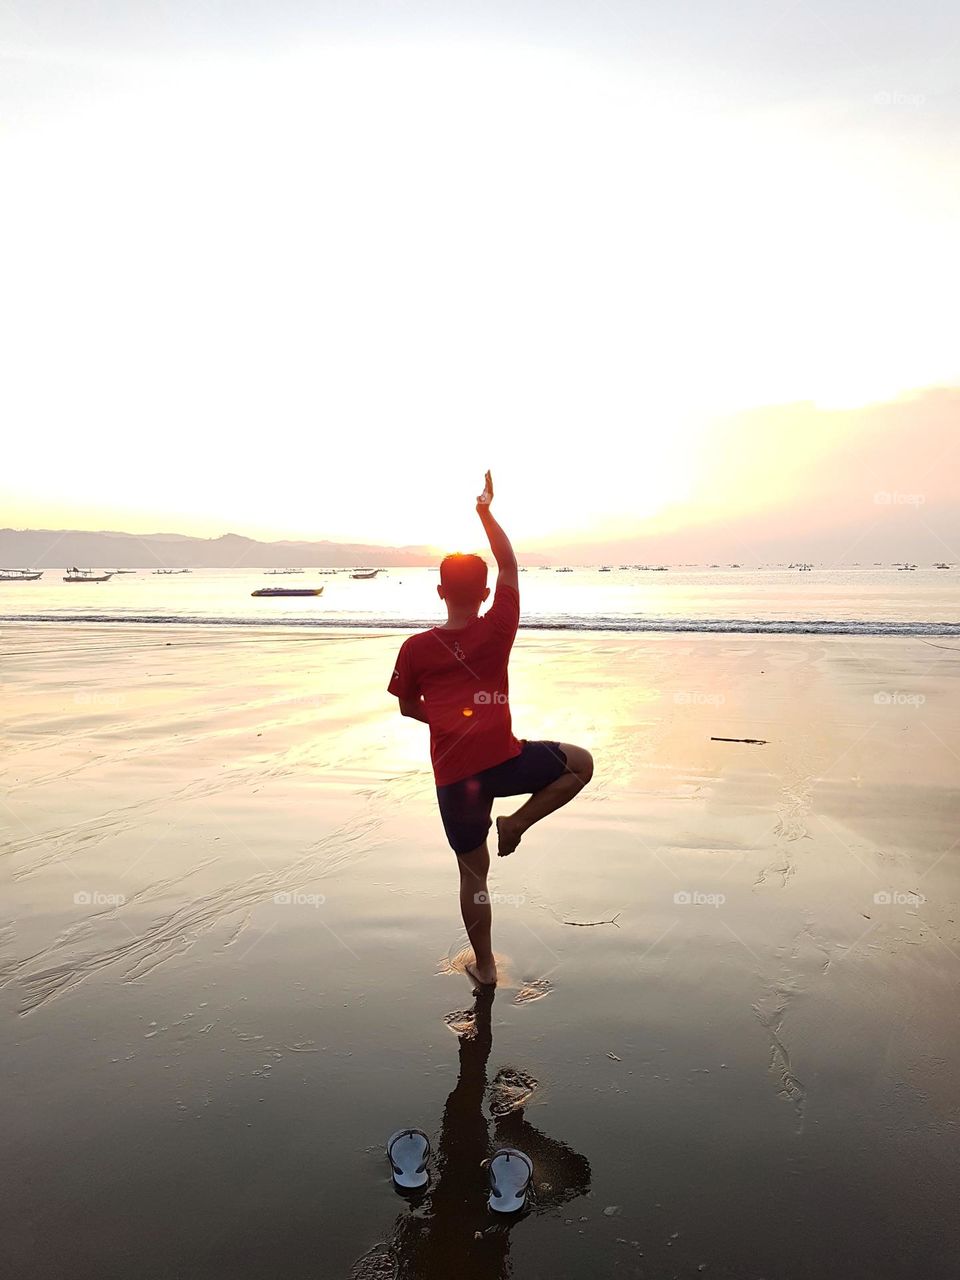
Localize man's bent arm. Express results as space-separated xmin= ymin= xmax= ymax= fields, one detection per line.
xmin=399 ymin=696 xmax=430 ymax=723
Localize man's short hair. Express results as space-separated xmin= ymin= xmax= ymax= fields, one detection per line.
xmin=439 ymin=553 xmax=488 ymax=607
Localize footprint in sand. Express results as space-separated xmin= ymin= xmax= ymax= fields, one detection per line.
xmin=513 ymin=978 xmax=553 ymax=1005
xmin=488 ymin=1067 xmax=539 ymax=1116
xmin=443 ymin=1008 xmax=478 ymax=1039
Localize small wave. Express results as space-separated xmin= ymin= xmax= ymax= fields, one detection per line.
xmin=2 ymin=612 xmax=959 ymax=637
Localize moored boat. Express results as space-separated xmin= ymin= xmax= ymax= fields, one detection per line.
xmin=252 ymin=586 xmax=324 ymax=597
xmin=0 ymin=568 xmax=42 ymax=581
xmin=64 ymin=567 xmax=113 ymax=582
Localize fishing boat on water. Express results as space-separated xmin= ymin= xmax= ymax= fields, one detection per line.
xmin=351 ymin=569 xmax=383 ymax=579
xmin=266 ymin=568 xmax=304 ymax=575
xmin=0 ymin=568 xmax=42 ymax=581
xmin=153 ymin=568 xmax=191 ymax=575
xmin=64 ymin=568 xmax=113 ymax=582
xmin=252 ymin=586 xmax=324 ymax=598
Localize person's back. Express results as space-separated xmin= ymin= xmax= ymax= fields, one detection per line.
xmin=388 ymin=473 xmax=594 ymax=987
xmin=389 ymin=573 xmax=520 ymax=786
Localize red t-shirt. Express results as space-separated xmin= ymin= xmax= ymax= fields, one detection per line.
xmin=388 ymin=582 xmax=521 ymax=786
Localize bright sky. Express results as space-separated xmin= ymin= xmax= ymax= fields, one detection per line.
xmin=2 ymin=2 xmax=958 ymax=549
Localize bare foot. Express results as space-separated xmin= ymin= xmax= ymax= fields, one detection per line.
xmin=465 ymin=957 xmax=498 ymax=988
xmin=496 ymin=815 xmax=523 ymax=857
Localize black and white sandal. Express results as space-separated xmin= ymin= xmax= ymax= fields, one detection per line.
xmin=386 ymin=1128 xmax=431 ymax=1190
xmin=485 ymin=1147 xmax=533 ymax=1213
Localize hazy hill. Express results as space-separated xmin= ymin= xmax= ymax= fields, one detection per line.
xmin=0 ymin=529 xmax=439 ymax=570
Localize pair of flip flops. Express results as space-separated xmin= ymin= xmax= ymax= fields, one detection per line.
xmin=386 ymin=1130 xmax=533 ymax=1213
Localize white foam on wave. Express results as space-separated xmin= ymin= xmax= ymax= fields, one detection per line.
xmin=3 ymin=612 xmax=959 ymax=637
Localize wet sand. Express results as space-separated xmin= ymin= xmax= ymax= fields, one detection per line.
xmin=2 ymin=624 xmax=959 ymax=1279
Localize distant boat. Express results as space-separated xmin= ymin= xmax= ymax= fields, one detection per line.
xmin=555 ymin=567 xmax=573 ymax=573
xmin=898 ymin=563 xmax=917 ymax=571
xmin=934 ymin=562 xmax=951 ymax=569
xmin=351 ymin=569 xmax=383 ymax=579
xmin=599 ymin=566 xmax=612 ymax=572
xmin=112 ymin=569 xmax=137 ymax=574
xmin=64 ymin=567 xmax=113 ymax=582
xmin=153 ymin=568 xmax=191 ymax=575
xmin=266 ymin=568 xmax=304 ymax=575
xmin=0 ymin=568 xmax=42 ymax=581
xmin=252 ymin=586 xmax=324 ymax=598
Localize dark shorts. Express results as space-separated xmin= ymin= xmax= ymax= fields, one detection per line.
xmin=436 ymin=740 xmax=569 ymax=856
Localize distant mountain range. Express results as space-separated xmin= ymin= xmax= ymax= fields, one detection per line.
xmin=0 ymin=529 xmax=443 ymax=569
xmin=3 ymin=499 xmax=958 ymax=570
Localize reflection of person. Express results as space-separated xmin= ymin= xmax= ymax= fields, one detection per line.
xmin=369 ymin=990 xmax=591 ymax=1280
xmin=388 ymin=472 xmax=594 ymax=986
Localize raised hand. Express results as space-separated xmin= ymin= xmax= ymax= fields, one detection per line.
xmin=476 ymin=470 xmax=493 ymax=511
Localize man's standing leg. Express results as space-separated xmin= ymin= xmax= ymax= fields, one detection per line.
xmin=457 ymin=842 xmax=497 ymax=987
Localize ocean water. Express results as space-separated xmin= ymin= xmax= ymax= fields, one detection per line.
xmin=2 ymin=566 xmax=959 ymax=635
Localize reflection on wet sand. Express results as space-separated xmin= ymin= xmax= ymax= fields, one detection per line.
xmin=354 ymin=990 xmax=591 ymax=1279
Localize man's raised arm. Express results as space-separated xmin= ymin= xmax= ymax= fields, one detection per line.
xmin=476 ymin=470 xmax=518 ymax=593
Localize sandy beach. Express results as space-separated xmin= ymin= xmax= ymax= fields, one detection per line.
xmin=2 ymin=623 xmax=959 ymax=1278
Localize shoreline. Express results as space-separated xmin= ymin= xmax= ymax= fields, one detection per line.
xmin=3 ymin=614 xmax=960 ymax=637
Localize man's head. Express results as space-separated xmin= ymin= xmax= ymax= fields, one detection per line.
xmin=438 ymin=553 xmax=490 ymax=611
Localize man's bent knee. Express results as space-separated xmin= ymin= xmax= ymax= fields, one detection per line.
xmin=561 ymin=744 xmax=594 ymax=785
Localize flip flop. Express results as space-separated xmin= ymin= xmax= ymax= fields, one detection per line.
xmin=386 ymin=1128 xmax=431 ymax=1190
xmin=485 ymin=1146 xmax=533 ymax=1213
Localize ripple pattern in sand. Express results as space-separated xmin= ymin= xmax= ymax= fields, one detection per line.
xmin=752 ymin=981 xmax=807 ymax=1133
xmin=2 ymin=809 xmax=383 ymax=1015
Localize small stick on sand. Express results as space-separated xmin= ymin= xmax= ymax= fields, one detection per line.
xmin=711 ymin=736 xmax=768 ymax=745
xmin=562 ymin=912 xmax=621 ymax=928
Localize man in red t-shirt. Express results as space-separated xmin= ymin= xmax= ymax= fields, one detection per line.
xmin=388 ymin=472 xmax=594 ymax=987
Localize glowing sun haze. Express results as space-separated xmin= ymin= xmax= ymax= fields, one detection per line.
xmin=2 ymin=3 xmax=958 ymax=552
